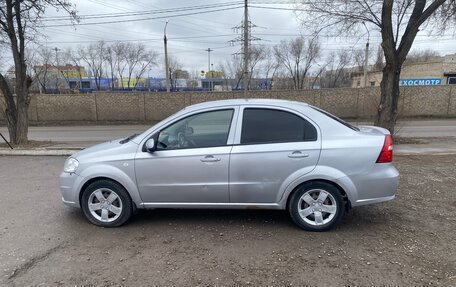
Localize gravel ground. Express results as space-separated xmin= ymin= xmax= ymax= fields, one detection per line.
xmin=0 ymin=155 xmax=455 ymax=287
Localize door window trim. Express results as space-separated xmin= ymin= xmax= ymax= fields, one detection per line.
xmin=233 ymin=106 xmax=319 ymax=146
xmin=142 ymin=107 xmax=238 ymax=152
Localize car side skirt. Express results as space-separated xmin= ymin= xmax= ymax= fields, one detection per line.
xmin=141 ymin=202 xmax=283 ymax=210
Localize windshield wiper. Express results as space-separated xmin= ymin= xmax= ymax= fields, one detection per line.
xmin=119 ymin=133 xmax=138 ymax=144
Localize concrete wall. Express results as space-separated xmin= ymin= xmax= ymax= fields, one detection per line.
xmin=0 ymin=86 xmax=455 ymax=124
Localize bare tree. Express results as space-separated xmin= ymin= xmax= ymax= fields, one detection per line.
xmin=123 ymin=43 xmax=157 ymax=89
xmin=57 ymin=49 xmax=79 ymax=93
xmin=187 ymin=70 xmax=200 ymax=90
xmin=247 ymin=45 xmax=266 ymax=89
xmin=0 ymin=0 xmax=76 ymax=145
xmin=104 ymin=45 xmax=116 ymax=90
xmin=133 ymin=49 xmax=157 ymax=89
xmin=0 ymin=43 xmax=6 ymax=72
xmin=167 ymin=56 xmax=183 ymax=90
xmin=352 ymin=49 xmax=366 ymax=72
xmin=273 ymin=37 xmax=321 ymax=90
xmin=218 ymin=55 xmax=243 ymax=90
xmin=78 ymin=41 xmax=106 ymax=91
xmin=297 ymin=0 xmax=456 ymax=133
xmin=64 ymin=48 xmax=86 ymax=91
xmin=405 ymin=49 xmax=440 ymax=63
xmin=321 ymin=50 xmax=352 ymax=88
xmin=32 ymin=47 xmax=54 ymax=94
xmin=373 ymin=44 xmax=385 ymax=70
xmin=124 ymin=43 xmax=142 ymax=88
xmin=261 ymin=47 xmax=280 ymax=90
xmin=112 ymin=42 xmax=128 ymax=89
xmin=168 ymin=56 xmax=183 ymax=73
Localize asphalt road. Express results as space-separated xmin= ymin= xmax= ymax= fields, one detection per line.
xmin=0 ymin=155 xmax=455 ymax=286
xmin=0 ymin=120 xmax=455 ymax=144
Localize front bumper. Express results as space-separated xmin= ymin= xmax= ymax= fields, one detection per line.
xmin=59 ymin=172 xmax=81 ymax=208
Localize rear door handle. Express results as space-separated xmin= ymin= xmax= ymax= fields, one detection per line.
xmin=288 ymin=151 xmax=309 ymax=158
xmin=200 ymin=155 xmax=221 ymax=162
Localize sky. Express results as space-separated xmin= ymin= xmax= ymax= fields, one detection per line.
xmin=2 ymin=0 xmax=456 ymax=76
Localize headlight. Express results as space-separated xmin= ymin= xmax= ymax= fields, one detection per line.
xmin=63 ymin=157 xmax=79 ymax=173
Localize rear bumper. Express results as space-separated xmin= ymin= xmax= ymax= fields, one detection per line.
xmin=340 ymin=164 xmax=399 ymax=207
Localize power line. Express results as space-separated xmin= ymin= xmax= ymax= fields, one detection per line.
xmin=41 ymin=2 xmax=243 ymax=21
xmin=41 ymin=6 xmax=244 ymax=28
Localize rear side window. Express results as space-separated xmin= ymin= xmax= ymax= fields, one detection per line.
xmin=241 ymin=108 xmax=317 ymax=145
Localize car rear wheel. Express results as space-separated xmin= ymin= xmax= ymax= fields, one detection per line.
xmin=289 ymin=182 xmax=345 ymax=232
xmin=81 ymin=180 xmax=133 ymax=227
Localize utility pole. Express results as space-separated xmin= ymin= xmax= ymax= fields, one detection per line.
xmin=363 ymin=41 xmax=370 ymax=87
xmin=243 ymin=0 xmax=249 ymax=95
xmin=362 ymin=22 xmax=370 ymax=87
xmin=53 ymin=47 xmax=60 ymax=64
xmin=53 ymin=47 xmax=61 ymax=91
xmin=164 ymin=20 xmax=170 ymax=93
xmin=205 ymin=48 xmax=213 ymax=91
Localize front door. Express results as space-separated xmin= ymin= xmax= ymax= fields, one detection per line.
xmin=135 ymin=108 xmax=237 ymax=203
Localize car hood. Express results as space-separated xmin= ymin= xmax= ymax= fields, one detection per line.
xmin=72 ymin=138 xmax=138 ymax=162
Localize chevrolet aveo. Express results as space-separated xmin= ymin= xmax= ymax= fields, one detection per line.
xmin=60 ymin=99 xmax=399 ymax=231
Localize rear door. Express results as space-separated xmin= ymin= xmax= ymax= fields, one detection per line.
xmin=229 ymin=106 xmax=321 ymax=203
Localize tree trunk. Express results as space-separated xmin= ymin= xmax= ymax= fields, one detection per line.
xmin=14 ymin=91 xmax=29 ymax=145
xmin=12 ymin=69 xmax=30 ymax=145
xmin=375 ymin=62 xmax=401 ymax=134
xmin=0 ymin=73 xmax=17 ymax=142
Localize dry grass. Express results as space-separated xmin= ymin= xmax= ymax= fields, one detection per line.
xmin=0 ymin=140 xmax=56 ymax=149
xmin=393 ymin=136 xmax=428 ymax=145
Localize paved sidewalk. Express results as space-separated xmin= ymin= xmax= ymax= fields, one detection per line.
xmin=1 ymin=119 xmax=455 ymax=143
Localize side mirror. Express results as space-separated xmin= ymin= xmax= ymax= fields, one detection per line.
xmin=145 ymin=138 xmax=156 ymax=153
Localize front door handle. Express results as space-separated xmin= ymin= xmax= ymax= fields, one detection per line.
xmin=200 ymin=155 xmax=221 ymax=162
xmin=288 ymin=151 xmax=309 ymax=159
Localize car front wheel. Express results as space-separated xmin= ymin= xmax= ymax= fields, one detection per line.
xmin=81 ymin=180 xmax=133 ymax=227
xmin=289 ymin=182 xmax=345 ymax=232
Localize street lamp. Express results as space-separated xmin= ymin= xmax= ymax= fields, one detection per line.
xmin=164 ymin=20 xmax=170 ymax=93
xmin=205 ymin=48 xmax=213 ymax=91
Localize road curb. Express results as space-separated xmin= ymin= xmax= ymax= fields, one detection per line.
xmin=0 ymin=149 xmax=80 ymax=156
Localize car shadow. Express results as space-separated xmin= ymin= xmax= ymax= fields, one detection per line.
xmin=131 ymin=208 xmax=293 ymax=227
xmin=61 ymin=203 xmax=401 ymax=234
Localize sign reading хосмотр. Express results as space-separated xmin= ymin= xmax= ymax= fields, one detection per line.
xmin=399 ymin=78 xmax=442 ymax=86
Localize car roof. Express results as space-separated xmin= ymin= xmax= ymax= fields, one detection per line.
xmin=184 ymin=98 xmax=309 ymax=111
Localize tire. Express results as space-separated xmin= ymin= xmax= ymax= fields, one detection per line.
xmin=81 ymin=179 xmax=133 ymax=227
xmin=289 ymin=181 xmax=345 ymax=232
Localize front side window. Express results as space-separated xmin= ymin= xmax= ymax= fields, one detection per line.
xmin=157 ymin=109 xmax=234 ymax=150
xmin=240 ymin=108 xmax=317 ymax=145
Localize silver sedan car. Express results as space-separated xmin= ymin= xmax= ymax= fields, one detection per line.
xmin=59 ymin=99 xmax=399 ymax=231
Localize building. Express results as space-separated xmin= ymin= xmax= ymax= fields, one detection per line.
xmin=33 ymin=64 xmax=88 ymax=93
xmin=351 ymin=53 xmax=456 ymax=88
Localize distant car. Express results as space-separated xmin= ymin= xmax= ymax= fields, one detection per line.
xmin=59 ymin=99 xmax=399 ymax=231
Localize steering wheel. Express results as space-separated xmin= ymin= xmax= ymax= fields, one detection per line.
xmin=177 ymin=132 xmax=188 ymax=148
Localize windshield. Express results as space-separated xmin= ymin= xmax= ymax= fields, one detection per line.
xmin=310 ymin=106 xmax=360 ymax=131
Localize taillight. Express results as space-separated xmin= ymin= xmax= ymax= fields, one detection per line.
xmin=376 ymin=135 xmax=393 ymax=163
